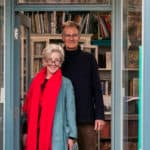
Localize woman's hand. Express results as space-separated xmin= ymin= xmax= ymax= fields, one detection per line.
xmin=22 ymin=133 xmax=27 ymax=149
xmin=67 ymin=138 xmax=75 ymax=150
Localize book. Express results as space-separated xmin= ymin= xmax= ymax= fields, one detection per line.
xmin=39 ymin=13 xmax=44 ymax=34
xmin=97 ymin=15 xmax=111 ymax=39
xmin=31 ymin=12 xmax=36 ymax=33
xmin=128 ymin=120 xmax=138 ymax=137
xmin=43 ymin=12 xmax=50 ymax=33
xmin=128 ymin=50 xmax=139 ymax=68
xmin=50 ymin=11 xmax=56 ymax=34
xmin=34 ymin=42 xmax=46 ymax=56
xmin=101 ymin=121 xmax=111 ymax=138
xmin=106 ymin=51 xmax=111 ymax=69
xmin=129 ymin=78 xmax=138 ymax=96
xmin=105 ymin=80 xmax=111 ymax=95
xmin=98 ymin=53 xmax=106 ymax=68
xmin=103 ymin=95 xmax=111 ymax=112
xmin=34 ymin=12 xmax=41 ymax=33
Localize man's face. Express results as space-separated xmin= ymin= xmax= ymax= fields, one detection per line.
xmin=62 ymin=27 xmax=80 ymax=51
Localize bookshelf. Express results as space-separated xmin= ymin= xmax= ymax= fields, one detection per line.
xmin=30 ymin=33 xmax=93 ymax=78
xmin=20 ymin=33 xmax=93 ymax=98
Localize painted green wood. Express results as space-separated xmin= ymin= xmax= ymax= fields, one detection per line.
xmin=5 ymin=0 xmax=15 ymax=149
xmin=143 ymin=0 xmax=150 ymax=149
xmin=15 ymin=4 xmax=112 ymax=11
xmin=111 ymin=0 xmax=123 ymax=149
xmin=91 ymin=40 xmax=111 ymax=46
xmin=14 ymin=15 xmax=21 ymax=150
xmin=138 ymin=45 xmax=143 ymax=150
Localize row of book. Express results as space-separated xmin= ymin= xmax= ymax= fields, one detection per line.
xmin=33 ymin=59 xmax=43 ymax=75
xmin=34 ymin=42 xmax=46 ymax=56
xmin=25 ymin=11 xmax=112 ymax=39
xmin=33 ymin=41 xmax=113 ymax=70
xmin=99 ymin=50 xmax=139 ymax=69
xmin=98 ymin=141 xmax=137 ymax=150
xmin=128 ymin=0 xmax=142 ymax=6
xmin=101 ymin=77 xmax=138 ymax=114
xmin=98 ymin=51 xmax=111 ymax=68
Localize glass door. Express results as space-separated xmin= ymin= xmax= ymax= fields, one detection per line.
xmin=122 ymin=0 xmax=142 ymax=149
xmin=14 ymin=12 xmax=31 ymax=150
xmin=14 ymin=0 xmax=113 ymax=149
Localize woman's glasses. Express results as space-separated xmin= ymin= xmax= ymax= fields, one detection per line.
xmin=45 ymin=58 xmax=62 ymax=66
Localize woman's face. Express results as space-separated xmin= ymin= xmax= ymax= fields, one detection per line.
xmin=44 ymin=51 xmax=62 ymax=76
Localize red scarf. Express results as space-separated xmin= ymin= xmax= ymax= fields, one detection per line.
xmin=23 ymin=67 xmax=62 ymax=150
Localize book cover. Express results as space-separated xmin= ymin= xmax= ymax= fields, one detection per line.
xmin=101 ymin=121 xmax=111 ymax=138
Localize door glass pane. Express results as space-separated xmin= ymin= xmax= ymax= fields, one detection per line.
xmin=17 ymin=0 xmax=112 ymax=4
xmin=0 ymin=0 xmax=4 ymax=149
xmin=122 ymin=0 xmax=142 ymax=149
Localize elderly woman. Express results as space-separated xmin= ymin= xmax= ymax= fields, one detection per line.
xmin=23 ymin=44 xmax=77 ymax=150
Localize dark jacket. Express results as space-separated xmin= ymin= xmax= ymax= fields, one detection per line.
xmin=61 ymin=46 xmax=105 ymax=124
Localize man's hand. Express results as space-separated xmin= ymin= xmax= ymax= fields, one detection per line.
xmin=67 ymin=138 xmax=75 ymax=150
xmin=94 ymin=119 xmax=105 ymax=131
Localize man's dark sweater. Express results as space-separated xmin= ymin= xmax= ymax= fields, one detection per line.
xmin=61 ymin=46 xmax=105 ymax=124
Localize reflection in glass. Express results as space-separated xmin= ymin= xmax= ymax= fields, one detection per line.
xmin=122 ymin=0 xmax=142 ymax=149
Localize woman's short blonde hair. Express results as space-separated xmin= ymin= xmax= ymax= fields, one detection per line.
xmin=42 ymin=44 xmax=64 ymax=62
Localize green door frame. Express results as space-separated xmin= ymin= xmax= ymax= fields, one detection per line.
xmin=4 ymin=0 xmax=15 ymax=149
xmin=143 ymin=0 xmax=150 ymax=149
